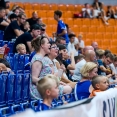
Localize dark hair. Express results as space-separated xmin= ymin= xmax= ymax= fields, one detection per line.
xmin=0 ymin=7 xmax=5 ymax=11
xmin=57 ymin=44 xmax=66 ymax=50
xmin=9 ymin=13 xmax=17 ymax=20
xmin=84 ymin=3 xmax=89 ymax=7
xmin=68 ymin=34 xmax=76 ymax=39
xmin=12 ymin=7 xmax=19 ymax=12
xmin=30 ymin=24 xmax=41 ymax=32
xmin=107 ymin=5 xmax=111 ymax=9
xmin=54 ymin=10 xmax=62 ymax=18
xmin=17 ymin=13 xmax=26 ymax=18
xmin=114 ymin=56 xmax=117 ymax=62
xmin=49 ymin=41 xmax=56 ymax=47
xmin=106 ymin=53 xmax=114 ymax=61
xmin=74 ymin=54 xmax=84 ymax=63
xmin=104 ymin=49 xmax=111 ymax=56
xmin=55 ymin=37 xmax=65 ymax=44
xmin=0 ymin=58 xmax=11 ymax=68
xmin=65 ymin=24 xmax=69 ymax=29
xmin=31 ymin=36 xmax=47 ymax=52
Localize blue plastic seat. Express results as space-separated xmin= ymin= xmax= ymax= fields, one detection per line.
xmin=0 ymin=31 xmax=4 ymax=40
xmin=11 ymin=105 xmax=23 ymax=114
xmin=20 ymin=102 xmax=31 ymax=111
xmin=8 ymin=41 xmax=15 ymax=53
xmin=0 ymin=106 xmax=13 ymax=117
xmin=0 ymin=74 xmax=8 ymax=107
xmin=0 ymin=40 xmax=3 ymax=47
xmin=6 ymin=74 xmax=16 ymax=105
xmin=24 ymin=54 xmax=30 ymax=70
xmin=14 ymin=73 xmax=23 ymax=103
xmin=22 ymin=70 xmax=30 ymax=102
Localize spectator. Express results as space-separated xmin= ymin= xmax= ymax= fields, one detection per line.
xmin=92 ymin=0 xmax=102 ymax=10
xmin=90 ymin=76 xmax=109 ymax=97
xmin=74 ymin=62 xmax=98 ymax=100
xmin=55 ymin=37 xmax=66 ymax=45
xmin=82 ymin=46 xmax=94 ymax=55
xmin=5 ymin=1 xmax=10 ymax=15
xmin=13 ymin=24 xmax=41 ymax=54
xmin=0 ymin=7 xmax=9 ymax=31
xmin=91 ymin=42 xmax=98 ymax=52
xmin=23 ymin=21 xmax=30 ymax=32
xmin=16 ymin=43 xmax=26 ymax=55
xmin=54 ymin=10 xmax=69 ymax=44
xmin=9 ymin=13 xmax=17 ymax=22
xmin=92 ymin=4 xmax=101 ymax=18
xmin=37 ymin=74 xmax=59 ymax=110
xmin=74 ymin=54 xmax=85 ymax=64
xmin=4 ymin=13 xmax=26 ymax=41
xmin=67 ymin=33 xmax=78 ymax=56
xmin=30 ymin=36 xmax=51 ymax=99
xmin=106 ymin=6 xmax=115 ymax=19
xmin=65 ymin=23 xmax=72 ymax=35
xmin=100 ymin=3 xmax=110 ymax=25
xmin=72 ymin=50 xmax=96 ymax=81
xmin=13 ymin=8 xmax=20 ymax=16
xmin=96 ymin=49 xmax=105 ymax=59
xmin=82 ymin=3 xmax=92 ymax=18
xmin=37 ymin=17 xmax=43 ymax=25
xmin=27 ymin=11 xmax=38 ymax=26
xmin=97 ymin=53 xmax=114 ymax=76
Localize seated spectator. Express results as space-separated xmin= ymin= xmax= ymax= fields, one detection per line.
xmin=100 ymin=3 xmax=110 ymax=25
xmin=13 ymin=24 xmax=41 ymax=54
xmin=27 ymin=11 xmax=38 ymax=26
xmin=5 ymin=1 xmax=10 ymax=16
xmin=0 ymin=7 xmax=9 ymax=31
xmin=82 ymin=3 xmax=92 ymax=18
xmin=65 ymin=24 xmax=72 ymax=35
xmin=90 ymin=76 xmax=109 ymax=97
xmin=91 ymin=42 xmax=98 ymax=52
xmin=96 ymin=49 xmax=105 ymax=59
xmin=37 ymin=17 xmax=43 ymax=26
xmin=37 ymin=74 xmax=59 ymax=110
xmin=104 ymin=49 xmax=111 ymax=56
xmin=106 ymin=6 xmax=115 ymax=19
xmin=12 ymin=7 xmax=20 ymax=16
xmin=54 ymin=10 xmax=69 ymax=44
xmin=23 ymin=21 xmax=30 ymax=32
xmin=4 ymin=13 xmax=26 ymax=41
xmin=68 ymin=34 xmax=78 ymax=56
xmin=16 ymin=43 xmax=26 ymax=55
xmin=72 ymin=49 xmax=96 ymax=81
xmin=9 ymin=13 xmax=17 ymax=22
xmin=92 ymin=4 xmax=101 ymax=18
xmin=74 ymin=62 xmax=98 ymax=100
xmin=55 ymin=37 xmax=66 ymax=45
xmin=97 ymin=53 xmax=114 ymax=76
xmin=92 ymin=0 xmax=102 ymax=10
xmin=74 ymin=54 xmax=85 ymax=64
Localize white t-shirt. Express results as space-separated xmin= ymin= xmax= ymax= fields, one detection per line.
xmin=79 ymin=40 xmax=85 ymax=48
xmin=93 ymin=9 xmax=100 ymax=17
xmin=67 ymin=42 xmax=78 ymax=56
xmin=110 ymin=63 xmax=117 ymax=75
xmin=82 ymin=8 xmax=92 ymax=18
xmin=72 ymin=59 xmax=86 ymax=81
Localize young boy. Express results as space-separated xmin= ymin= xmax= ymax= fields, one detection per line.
xmin=90 ymin=75 xmax=109 ymax=97
xmin=16 ymin=43 xmax=26 ymax=55
xmin=37 ymin=74 xmax=59 ymax=110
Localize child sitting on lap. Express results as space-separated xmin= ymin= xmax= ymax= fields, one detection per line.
xmin=90 ymin=75 xmax=109 ymax=97
xmin=16 ymin=44 xmax=26 ymax=55
xmin=37 ymin=74 xmax=59 ymax=110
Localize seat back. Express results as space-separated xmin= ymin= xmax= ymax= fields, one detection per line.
xmin=0 ymin=107 xmax=12 ymax=117
xmin=0 ymin=31 xmax=4 ymax=40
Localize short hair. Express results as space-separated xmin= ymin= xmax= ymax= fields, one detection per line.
xmin=9 ymin=13 xmax=17 ymax=20
xmin=57 ymin=44 xmax=66 ymax=50
xmin=68 ymin=34 xmax=76 ymax=39
xmin=17 ymin=13 xmax=26 ymax=18
xmin=74 ymin=54 xmax=84 ymax=63
xmin=0 ymin=7 xmax=5 ymax=11
xmin=0 ymin=58 xmax=11 ymax=68
xmin=104 ymin=49 xmax=111 ymax=56
xmin=80 ymin=62 xmax=97 ymax=78
xmin=30 ymin=24 xmax=41 ymax=32
xmin=92 ymin=75 xmax=107 ymax=90
xmin=40 ymin=23 xmax=46 ymax=27
xmin=114 ymin=56 xmax=117 ymax=62
xmin=16 ymin=44 xmax=26 ymax=51
xmin=105 ymin=53 xmax=114 ymax=61
xmin=37 ymin=74 xmax=59 ymax=98
xmin=96 ymin=49 xmax=105 ymax=59
xmin=55 ymin=37 xmax=65 ymax=43
xmin=54 ymin=10 xmax=62 ymax=18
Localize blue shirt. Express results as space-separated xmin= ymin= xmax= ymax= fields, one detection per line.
xmin=97 ymin=59 xmax=106 ymax=76
xmin=57 ymin=20 xmax=69 ymax=44
xmin=74 ymin=80 xmax=91 ymax=100
xmin=41 ymin=103 xmax=51 ymax=111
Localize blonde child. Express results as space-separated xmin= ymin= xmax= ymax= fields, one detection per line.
xmin=16 ymin=44 xmax=26 ymax=55
xmin=90 ymin=75 xmax=109 ymax=97
xmin=37 ymin=74 xmax=59 ymax=110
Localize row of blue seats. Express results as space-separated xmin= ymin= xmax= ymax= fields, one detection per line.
xmin=0 ymin=70 xmax=30 ymax=107
xmin=6 ymin=54 xmax=30 ymax=71
xmin=0 ymin=92 xmax=76 ymax=117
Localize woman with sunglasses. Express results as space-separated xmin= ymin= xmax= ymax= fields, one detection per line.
xmin=30 ymin=35 xmax=51 ymax=99
xmin=44 ymin=41 xmax=72 ymax=95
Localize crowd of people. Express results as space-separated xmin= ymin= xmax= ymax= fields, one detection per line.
xmin=0 ymin=0 xmax=117 ymax=111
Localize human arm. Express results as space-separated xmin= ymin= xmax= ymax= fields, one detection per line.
xmin=27 ymin=41 xmax=33 ymax=53
xmin=0 ymin=20 xmax=9 ymax=26
xmin=57 ymin=29 xmax=67 ymax=37
xmin=31 ymin=61 xmax=42 ymax=84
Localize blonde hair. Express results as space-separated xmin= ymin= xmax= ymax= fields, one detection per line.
xmin=78 ymin=34 xmax=83 ymax=38
xmin=80 ymin=62 xmax=97 ymax=78
xmin=16 ymin=44 xmax=26 ymax=51
xmin=37 ymin=74 xmax=59 ymax=98
xmin=24 ymin=21 xmax=29 ymax=26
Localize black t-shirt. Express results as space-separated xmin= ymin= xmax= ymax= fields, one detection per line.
xmin=0 ymin=18 xmax=6 ymax=31
xmin=13 ymin=32 xmax=33 ymax=53
xmin=27 ymin=18 xmax=37 ymax=26
xmin=4 ymin=20 xmax=21 ymax=41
